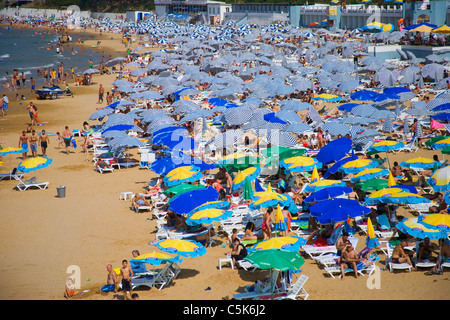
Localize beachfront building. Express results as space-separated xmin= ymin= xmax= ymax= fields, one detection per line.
xmin=126 ymin=10 xmax=154 ymax=23
xmin=224 ymin=3 xmax=291 ymax=25
xmin=154 ymin=0 xmax=231 ymax=25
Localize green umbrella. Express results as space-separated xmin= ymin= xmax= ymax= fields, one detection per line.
xmin=244 ymin=249 xmax=305 ymax=299
xmin=244 ymin=249 xmax=305 ymax=271
xmin=219 ymin=155 xmax=261 ymax=172
xmin=260 ymin=146 xmax=292 ymax=158
xmin=441 ymin=146 xmax=450 ymax=155
xmin=163 ymin=184 xmax=206 ymax=196
xmin=355 ymin=178 xmax=388 ymax=191
xmin=425 ymin=136 xmax=449 ymax=149
xmin=243 ymin=177 xmax=253 ymax=200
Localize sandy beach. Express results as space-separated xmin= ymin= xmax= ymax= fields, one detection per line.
xmin=0 ymin=27 xmax=449 ymax=302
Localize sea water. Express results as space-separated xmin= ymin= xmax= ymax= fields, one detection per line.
xmin=0 ymin=26 xmax=106 ymax=88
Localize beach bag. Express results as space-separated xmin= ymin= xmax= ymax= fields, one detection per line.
xmin=101 ymin=284 xmax=115 ymax=292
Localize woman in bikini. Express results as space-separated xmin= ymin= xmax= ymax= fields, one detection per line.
xmin=262 ymin=207 xmax=273 ymax=240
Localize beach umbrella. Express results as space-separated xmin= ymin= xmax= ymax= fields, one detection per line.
xmin=186 ymin=208 xmax=233 ymax=226
xmin=400 ymin=157 xmax=440 ymax=170
xmin=164 ymin=165 xmax=199 ymax=178
xmin=232 ymin=166 xmax=261 ymax=191
xmin=309 ymin=198 xmax=371 ymax=224
xmin=339 ymin=159 xmax=378 ymax=175
xmin=304 ymin=179 xmax=347 ymax=193
xmin=382 ymin=192 xmax=430 ymax=205
xmin=355 ymin=178 xmax=389 ymax=191
xmin=397 ymin=217 xmax=448 ymax=240
xmin=323 ymin=152 xmax=359 ymax=179
xmin=217 ymin=154 xmax=261 ymax=172
xmin=169 ymin=186 xmax=219 ymax=214
xmin=163 ymin=184 xmax=206 ymax=196
xmin=366 ymin=218 xmax=380 ymax=248
xmin=17 ymin=156 xmax=52 ymax=173
xmin=280 ymin=156 xmax=320 ymax=173
xmin=163 ymin=169 xmax=203 ymax=187
xmin=250 ymin=184 xmax=292 ymax=209
xmin=316 ymin=137 xmax=352 ymax=165
xmin=304 ymin=186 xmax=353 ymax=203
xmin=267 ymin=131 xmax=297 ymax=148
xmin=312 ymin=93 xmax=342 ymax=102
xmin=350 ymin=168 xmax=390 ymax=183
xmin=153 ymin=239 xmax=207 ymax=258
xmin=365 ymin=187 xmax=406 ymax=205
xmin=101 ymin=124 xmax=135 ymax=134
xmin=368 ymin=140 xmax=404 ymax=153
xmin=191 ymin=200 xmax=231 ymax=213
xmin=243 ymin=177 xmax=253 ymax=200
xmin=350 ymin=90 xmax=379 ymax=101
xmin=431 ymin=25 xmax=450 ymax=34
xmin=130 ymin=252 xmax=183 ymax=266
xmin=0 ymin=146 xmax=28 ymax=179
xmin=244 ymin=249 xmax=305 ymax=271
xmin=418 ymin=214 xmax=450 ymax=233
xmin=250 ymin=236 xmax=306 ymax=252
xmin=428 ymin=166 xmax=450 ymax=192
xmin=273 ymin=205 xmax=288 ymax=234
xmin=431 ymin=137 xmax=450 ymax=150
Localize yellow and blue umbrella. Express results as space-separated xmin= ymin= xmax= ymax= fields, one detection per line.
xmin=366 ymin=217 xmax=380 ymax=248
xmin=250 ymin=184 xmax=292 ymax=209
xmin=382 ymin=192 xmax=430 ymax=205
xmin=388 ymin=171 xmax=396 ymax=187
xmin=431 ymin=137 xmax=450 ymax=150
xmin=368 ymin=140 xmax=404 ymax=153
xmin=153 ymin=239 xmax=207 ymax=257
xmin=350 ymin=168 xmax=389 ymax=183
xmin=400 ymin=157 xmax=440 ymax=170
xmin=186 ymin=208 xmax=233 ymax=226
xmin=281 ymin=156 xmax=320 ymax=173
xmin=274 ymin=205 xmax=288 ymax=233
xmin=250 ymin=236 xmax=306 ymax=252
xmin=165 ymin=165 xmax=199 ymax=178
xmin=311 ymin=165 xmax=319 ymax=183
xmin=232 ymin=166 xmax=261 ymax=191
xmin=191 ymin=200 xmax=230 ymax=213
xmin=428 ymin=166 xmax=450 ymax=192
xmin=312 ymin=93 xmax=342 ymax=102
xmin=397 ymin=217 xmax=448 ymax=240
xmin=339 ymin=159 xmax=378 ymax=175
xmin=365 ymin=187 xmax=405 ymax=205
xmin=418 ymin=214 xmax=450 ymax=233
xmin=0 ymin=146 xmax=27 ymax=157
xmin=130 ymin=252 xmax=183 ymax=266
xmin=17 ymin=156 xmax=52 ymax=173
xmin=304 ymin=179 xmax=347 ymax=193
xmin=163 ymin=169 xmax=203 ymax=187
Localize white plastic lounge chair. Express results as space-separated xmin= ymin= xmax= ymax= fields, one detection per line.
xmin=414 ymin=242 xmax=438 ymax=270
xmin=324 ymin=253 xmax=380 ymax=279
xmin=233 ymin=270 xmax=281 ymax=300
xmin=0 ymin=168 xmax=24 ymax=181
xmin=16 ymin=177 xmax=49 ymax=191
xmin=393 ymin=137 xmax=418 ymax=153
xmin=385 ymin=243 xmax=413 ymax=273
xmin=272 ymin=274 xmax=309 ymax=300
xmin=440 ymin=256 xmax=450 ymax=270
xmin=96 ymin=164 xmax=114 ymax=174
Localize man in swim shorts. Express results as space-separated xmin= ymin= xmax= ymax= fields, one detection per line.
xmin=120 ymin=260 xmax=134 ymax=300
xmin=39 ymin=130 xmax=50 ymax=157
xmin=2 ymin=94 xmax=8 ymax=117
xmin=18 ymin=131 xmax=29 ymax=159
xmin=98 ymin=84 xmax=104 ymax=104
xmin=62 ymin=126 xmax=72 ymax=155
xmin=29 ymin=130 xmax=38 ymax=157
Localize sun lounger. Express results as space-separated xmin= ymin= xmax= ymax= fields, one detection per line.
xmin=414 ymin=242 xmax=438 ymax=270
xmin=16 ymin=177 xmax=49 ymax=191
xmin=0 ymin=168 xmax=24 ymax=181
xmin=233 ymin=270 xmax=281 ymax=300
xmin=385 ymin=243 xmax=413 ymax=273
xmin=271 ymin=274 xmax=309 ymax=300
xmin=324 ymin=253 xmax=380 ymax=279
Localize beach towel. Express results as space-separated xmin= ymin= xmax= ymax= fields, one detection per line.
xmin=71 ymin=136 xmax=77 ymax=149
xmin=101 ymin=284 xmax=115 ymax=292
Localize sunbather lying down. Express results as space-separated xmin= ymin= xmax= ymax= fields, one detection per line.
xmin=132 ymin=193 xmax=151 ymax=207
xmin=95 ymin=159 xmax=112 ymax=170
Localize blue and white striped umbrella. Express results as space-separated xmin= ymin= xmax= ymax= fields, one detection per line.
xmin=283 ymin=123 xmax=313 ymax=133
xmin=320 ymin=122 xmax=351 ymax=137
xmin=350 ymin=104 xmax=377 ymax=117
xmin=208 ymin=129 xmax=244 ymax=148
xmin=224 ymin=107 xmax=253 ymax=126
xmin=267 ymin=131 xmax=297 ymax=148
xmin=382 ymin=117 xmax=394 ymax=132
xmin=415 ymin=121 xmax=423 ymax=138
